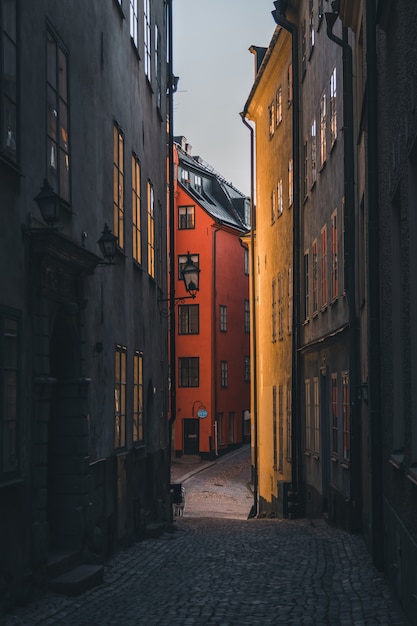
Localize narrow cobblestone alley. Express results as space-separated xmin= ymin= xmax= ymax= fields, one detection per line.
xmin=2 ymin=448 xmax=410 ymax=626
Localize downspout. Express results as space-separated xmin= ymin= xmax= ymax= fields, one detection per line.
xmin=272 ymin=3 xmax=302 ymax=515
xmin=325 ymin=12 xmax=361 ymax=532
xmin=239 ymin=113 xmax=258 ymax=517
xmin=366 ymin=0 xmax=383 ymax=570
xmin=212 ymin=225 xmax=222 ymax=458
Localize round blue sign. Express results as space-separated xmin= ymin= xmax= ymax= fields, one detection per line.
xmin=197 ymin=409 xmax=208 ymax=419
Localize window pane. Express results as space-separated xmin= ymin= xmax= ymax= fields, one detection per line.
xmin=47 ymin=32 xmax=56 ymax=88
xmin=58 ymin=48 xmax=68 ymax=102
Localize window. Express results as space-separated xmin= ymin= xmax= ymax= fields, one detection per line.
xmin=244 ymin=355 xmax=250 ymax=382
xmin=330 ymin=67 xmax=337 ymax=147
xmin=178 ymin=357 xmax=199 ymax=387
xmin=133 ymin=351 xmax=144 ymax=443
xmin=130 ymin=0 xmax=138 ymax=47
xmin=178 ymin=253 xmax=199 ymax=280
xmin=0 ymin=313 xmax=19 ymax=476
xmin=278 ymin=385 xmax=284 ymax=472
xmin=220 ymin=305 xmax=227 ymax=332
xmin=244 ymin=299 xmax=250 ymax=333
xmin=288 ymin=159 xmax=293 ymax=207
xmin=342 ymin=372 xmax=350 ymax=461
xmin=277 ymin=179 xmax=283 ymax=217
xmin=271 ymin=188 xmax=276 ymax=223
xmin=321 ymin=225 xmax=328 ymax=308
xmin=180 ymin=169 xmax=189 ymax=184
xmin=155 ymin=23 xmax=161 ymax=109
xmin=288 ymin=265 xmax=293 ymax=334
xmin=178 ymin=304 xmax=199 ymax=334
xmin=113 ymin=124 xmax=124 ymax=249
xmin=313 ymin=377 xmax=320 ymax=455
xmin=303 ymin=137 xmax=308 ymax=199
xmin=178 ymin=205 xmax=195 ymax=229
xmin=320 ymin=92 xmax=327 ymax=167
xmin=303 ymin=251 xmax=310 ymax=321
xmin=276 ymin=87 xmax=282 ymax=125
xmin=331 ymin=374 xmax=338 ymax=456
xmin=273 ymin=386 xmax=277 ymax=468
xmin=272 ymin=277 xmax=277 ymax=342
xmin=269 ymin=101 xmax=275 ymax=138
xmin=229 ymin=412 xmax=235 ymax=443
xmin=1 ymin=0 xmax=17 ymax=161
xmin=47 ymin=30 xmax=70 ymax=202
xmin=147 ymin=181 xmax=155 ymax=277
xmin=194 ymin=174 xmax=202 ymax=193
xmin=278 ymin=272 xmax=284 ymax=341
xmin=309 ymin=0 xmax=315 ymax=53
xmin=244 ymin=248 xmax=249 ymax=275
xmin=220 ymin=361 xmax=228 ymax=388
xmin=301 ymin=19 xmax=306 ymax=75
xmin=244 ymin=199 xmax=250 ymax=227
xmin=114 ymin=346 xmax=127 ymax=449
xmin=312 ymin=239 xmax=318 ymax=314
xmin=305 ymin=379 xmax=311 ymax=451
xmin=132 ymin=155 xmax=141 ymax=264
xmin=311 ymin=119 xmax=317 ymax=185
xmin=286 ymin=386 xmax=292 ymax=460
xmin=331 ymin=210 xmax=338 ymax=300
xmin=287 ymin=63 xmax=293 ymax=105
xmin=143 ymin=0 xmax=151 ymax=81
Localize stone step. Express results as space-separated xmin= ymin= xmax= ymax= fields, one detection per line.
xmin=49 ymin=564 xmax=104 ymax=596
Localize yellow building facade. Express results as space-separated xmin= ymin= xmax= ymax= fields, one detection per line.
xmin=243 ymin=27 xmax=293 ymax=515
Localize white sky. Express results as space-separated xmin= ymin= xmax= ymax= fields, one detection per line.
xmin=173 ymin=0 xmax=277 ymax=197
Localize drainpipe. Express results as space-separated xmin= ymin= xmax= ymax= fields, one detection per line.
xmin=325 ymin=12 xmax=361 ymax=532
xmin=366 ymin=0 xmax=383 ymax=570
xmin=272 ymin=2 xmax=302 ymax=516
xmin=239 ymin=113 xmax=258 ymax=517
xmin=212 ymin=225 xmax=222 ymax=458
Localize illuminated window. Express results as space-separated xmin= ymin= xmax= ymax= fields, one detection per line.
xmin=178 ymin=205 xmax=195 ymax=229
xmin=220 ymin=361 xmax=228 ymax=388
xmin=0 ymin=314 xmax=19 ymax=477
xmin=114 ymin=346 xmax=127 ymax=449
xmin=132 ymin=155 xmax=141 ymax=264
xmin=330 ymin=67 xmax=337 ymax=146
xmin=178 ymin=357 xmax=199 ymax=387
xmin=133 ymin=351 xmax=144 ymax=443
xmin=1 ymin=0 xmax=17 ymax=161
xmin=320 ymin=91 xmax=327 ymax=167
xmin=220 ymin=305 xmax=227 ymax=332
xmin=144 ymin=0 xmax=151 ymax=81
xmin=113 ymin=124 xmax=124 ymax=249
xmin=311 ymin=118 xmax=317 ymax=185
xmin=321 ymin=225 xmax=328 ymax=308
xmin=47 ymin=30 xmax=70 ymax=202
xmin=130 ymin=0 xmax=138 ymax=47
xmin=178 ymin=304 xmax=199 ymax=335
xmin=147 ymin=181 xmax=155 ymax=277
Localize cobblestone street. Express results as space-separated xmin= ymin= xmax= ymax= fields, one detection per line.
xmin=2 ymin=448 xmax=410 ymax=626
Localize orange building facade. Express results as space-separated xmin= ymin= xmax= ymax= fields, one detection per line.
xmin=172 ymin=138 xmax=250 ymax=458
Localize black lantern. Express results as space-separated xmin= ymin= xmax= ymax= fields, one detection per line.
xmin=181 ymin=251 xmax=200 ymax=297
xmin=97 ymin=223 xmax=118 ymax=262
xmin=34 ymin=179 xmax=60 ymax=227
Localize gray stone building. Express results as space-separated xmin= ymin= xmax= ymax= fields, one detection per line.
xmin=0 ymin=0 xmax=171 ymax=612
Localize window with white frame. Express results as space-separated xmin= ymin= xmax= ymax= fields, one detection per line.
xmin=309 ymin=0 xmax=315 ymax=53
xmin=180 ymin=168 xmax=189 ymax=184
xmin=288 ymin=159 xmax=293 ymax=207
xmin=130 ymin=0 xmax=138 ymax=47
xmin=311 ymin=119 xmax=317 ymax=185
xmin=320 ymin=91 xmax=327 ymax=167
xmin=269 ymin=101 xmax=275 ymax=138
xmin=313 ymin=377 xmax=320 ymax=455
xmin=277 ymin=180 xmax=283 ymax=217
xmin=312 ymin=239 xmax=318 ymax=314
xmin=330 ymin=66 xmax=337 ymax=147
xmin=1 ymin=0 xmax=17 ymax=162
xmin=276 ymin=87 xmax=282 ymax=125
xmin=194 ymin=174 xmax=202 ymax=193
xmin=331 ymin=209 xmax=338 ymax=300
xmin=144 ymin=0 xmax=151 ymax=81
xmin=321 ymin=224 xmax=328 ymax=308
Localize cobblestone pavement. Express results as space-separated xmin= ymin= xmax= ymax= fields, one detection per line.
xmin=3 ymin=447 xmax=410 ymax=626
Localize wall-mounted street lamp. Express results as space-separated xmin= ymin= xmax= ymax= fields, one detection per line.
xmin=97 ymin=222 xmax=118 ymax=265
xmin=158 ymin=251 xmax=200 ymax=316
xmin=34 ymin=178 xmax=60 ymax=228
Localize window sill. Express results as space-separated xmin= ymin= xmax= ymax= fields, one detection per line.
xmin=331 ymin=454 xmax=338 ymax=463
xmin=389 ymin=452 xmax=405 ymax=471
xmin=407 ymin=467 xmax=417 ymax=487
xmin=303 ymin=318 xmax=310 ymax=326
xmin=340 ymin=460 xmax=350 ymax=470
xmin=313 ymin=453 xmax=320 ymax=461
xmin=0 ymin=152 xmax=21 ymax=175
xmin=330 ymin=296 xmax=338 ymax=306
xmin=319 ymin=161 xmax=326 ymax=173
xmin=330 ymin=138 xmax=337 ymax=154
xmin=310 ymin=180 xmax=317 ymax=192
xmin=304 ymin=450 xmax=311 ymax=457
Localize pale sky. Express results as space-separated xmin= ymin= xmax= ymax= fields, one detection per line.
xmin=173 ymin=0 xmax=277 ymax=197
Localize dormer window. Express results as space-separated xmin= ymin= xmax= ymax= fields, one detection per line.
xmin=194 ymin=174 xmax=202 ymax=193
xmin=181 ymin=169 xmax=190 ymax=184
